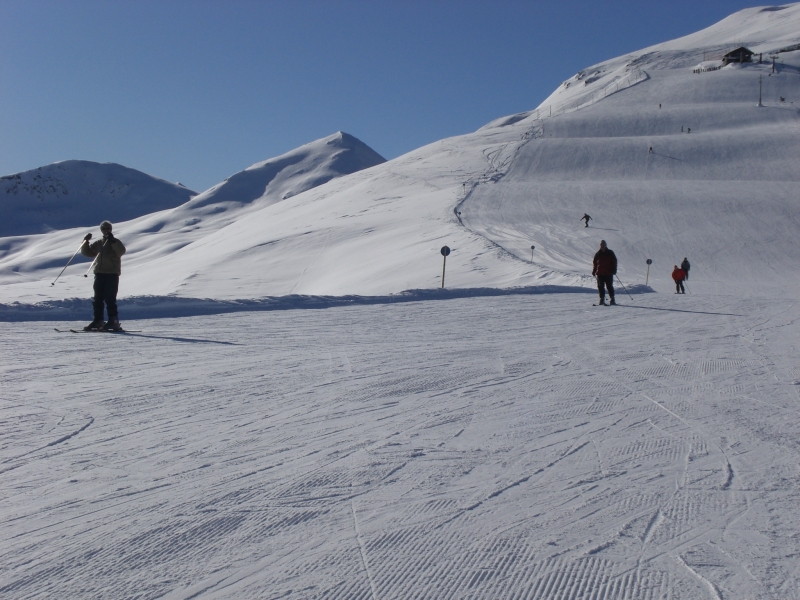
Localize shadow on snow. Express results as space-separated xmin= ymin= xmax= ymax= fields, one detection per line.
xmin=0 ymin=284 xmax=653 ymax=322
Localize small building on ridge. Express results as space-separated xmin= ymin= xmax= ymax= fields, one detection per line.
xmin=722 ymin=47 xmax=754 ymax=64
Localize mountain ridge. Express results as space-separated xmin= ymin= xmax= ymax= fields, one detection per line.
xmin=0 ymin=160 xmax=197 ymax=237
xmin=1 ymin=4 xmax=798 ymax=305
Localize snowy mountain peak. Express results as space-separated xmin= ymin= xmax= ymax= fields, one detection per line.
xmin=481 ymin=3 xmax=800 ymax=131
xmin=0 ymin=160 xmax=197 ymax=237
xmin=187 ymin=132 xmax=385 ymax=210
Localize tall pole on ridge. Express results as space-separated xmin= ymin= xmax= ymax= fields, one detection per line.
xmin=758 ymin=74 xmax=763 ymax=107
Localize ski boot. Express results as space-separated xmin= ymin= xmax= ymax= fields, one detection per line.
xmin=102 ymin=319 xmax=123 ymax=332
xmin=84 ymin=319 xmax=105 ymax=331
xmin=598 ymin=299 xmax=607 ymax=306
xmin=609 ymin=298 xmax=616 ymax=305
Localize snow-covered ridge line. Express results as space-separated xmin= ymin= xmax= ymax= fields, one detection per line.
xmin=0 ymin=285 xmax=654 ymax=321
xmin=0 ymin=160 xmax=197 ymax=237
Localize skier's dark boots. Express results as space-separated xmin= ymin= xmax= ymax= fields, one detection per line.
xmin=102 ymin=319 xmax=122 ymax=332
xmin=598 ymin=299 xmax=607 ymax=306
xmin=609 ymin=298 xmax=616 ymax=305
xmin=84 ymin=319 xmax=105 ymax=331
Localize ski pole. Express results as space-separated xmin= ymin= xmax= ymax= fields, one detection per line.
xmin=52 ymin=234 xmax=91 ymax=286
xmin=615 ymin=274 xmax=633 ymax=300
xmin=84 ymin=237 xmax=109 ymax=278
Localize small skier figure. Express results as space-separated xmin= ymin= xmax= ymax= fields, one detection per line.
xmin=672 ymin=265 xmax=686 ymax=294
xmin=581 ymin=213 xmax=592 ymax=228
xmin=592 ymin=240 xmax=617 ymax=305
xmin=649 ymin=146 xmax=653 ymax=154
xmin=680 ymin=257 xmax=690 ymax=280
xmin=81 ymin=220 xmax=126 ymax=331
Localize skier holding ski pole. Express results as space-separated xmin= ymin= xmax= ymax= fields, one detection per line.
xmin=592 ymin=239 xmax=617 ymax=305
xmin=672 ymin=265 xmax=687 ymax=294
xmin=80 ymin=221 xmax=126 ymax=331
xmin=51 ymin=233 xmax=92 ymax=286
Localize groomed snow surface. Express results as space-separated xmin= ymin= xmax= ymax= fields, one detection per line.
xmin=2 ymin=4 xmax=800 ymax=599
xmin=2 ymin=293 xmax=799 ymax=598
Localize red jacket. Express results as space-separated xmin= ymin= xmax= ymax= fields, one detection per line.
xmin=593 ymin=249 xmax=617 ymax=276
xmin=672 ymin=268 xmax=686 ymax=282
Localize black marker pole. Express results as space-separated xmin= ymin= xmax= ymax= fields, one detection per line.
xmin=645 ymin=258 xmax=652 ymax=286
xmin=440 ymin=246 xmax=451 ymax=288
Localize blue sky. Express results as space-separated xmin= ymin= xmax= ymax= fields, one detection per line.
xmin=1 ymin=0 xmax=760 ymax=192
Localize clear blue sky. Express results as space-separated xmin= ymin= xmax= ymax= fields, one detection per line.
xmin=1 ymin=0 xmax=760 ymax=192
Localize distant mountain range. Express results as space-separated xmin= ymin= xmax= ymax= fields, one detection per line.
xmin=0 ymin=161 xmax=197 ymax=237
xmin=1 ymin=4 xmax=798 ymax=305
xmin=0 ymin=132 xmax=385 ymax=239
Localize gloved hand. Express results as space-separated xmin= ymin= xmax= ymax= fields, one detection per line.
xmin=104 ymin=233 xmax=116 ymax=243
xmin=84 ymin=233 xmax=92 ymax=241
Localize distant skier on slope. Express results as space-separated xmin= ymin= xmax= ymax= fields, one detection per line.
xmin=581 ymin=213 xmax=592 ymax=228
xmin=592 ymin=240 xmax=617 ymax=305
xmin=680 ymin=257 xmax=691 ymax=280
xmin=81 ymin=220 xmax=126 ymax=331
xmin=672 ymin=265 xmax=686 ymax=294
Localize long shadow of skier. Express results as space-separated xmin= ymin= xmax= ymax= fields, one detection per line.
xmin=122 ymin=333 xmax=240 ymax=345
xmin=620 ymin=305 xmax=743 ymax=317
xmin=652 ymin=152 xmax=684 ymax=162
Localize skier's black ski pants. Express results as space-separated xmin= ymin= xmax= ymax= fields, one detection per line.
xmin=93 ymin=273 xmax=120 ymax=320
xmin=597 ymin=274 xmax=614 ymax=300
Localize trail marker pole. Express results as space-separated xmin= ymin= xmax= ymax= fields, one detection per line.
xmin=530 ymin=245 xmax=535 ymax=261
xmin=440 ymin=246 xmax=450 ymax=288
xmin=52 ymin=234 xmax=91 ymax=286
xmin=758 ymin=74 xmax=763 ymax=107
xmin=645 ymin=258 xmax=652 ymax=286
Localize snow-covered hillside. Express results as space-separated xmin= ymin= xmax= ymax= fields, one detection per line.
xmin=0 ymin=133 xmax=385 ymax=301
xmin=1 ymin=5 xmax=798 ymax=306
xmin=0 ymin=161 xmax=196 ymax=237
xmin=3 ymin=7 xmax=800 ymax=599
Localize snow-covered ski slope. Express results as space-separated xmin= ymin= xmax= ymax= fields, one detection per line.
xmin=2 ymin=5 xmax=799 ymax=307
xmin=467 ymin=3 xmax=800 ymax=297
xmin=3 ymin=293 xmax=799 ymax=598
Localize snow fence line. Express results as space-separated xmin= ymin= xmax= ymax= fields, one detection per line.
xmin=0 ymin=285 xmax=654 ymax=322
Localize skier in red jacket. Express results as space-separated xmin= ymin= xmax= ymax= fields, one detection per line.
xmin=672 ymin=265 xmax=686 ymax=294
xmin=592 ymin=240 xmax=617 ymax=305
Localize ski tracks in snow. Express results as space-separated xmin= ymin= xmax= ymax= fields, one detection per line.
xmin=1 ymin=293 xmax=798 ymax=598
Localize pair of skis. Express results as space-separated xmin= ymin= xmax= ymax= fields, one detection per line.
xmin=54 ymin=328 xmax=141 ymax=334
xmin=592 ymin=274 xmax=632 ymax=307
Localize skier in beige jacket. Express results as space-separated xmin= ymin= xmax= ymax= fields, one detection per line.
xmin=81 ymin=220 xmax=126 ymax=331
